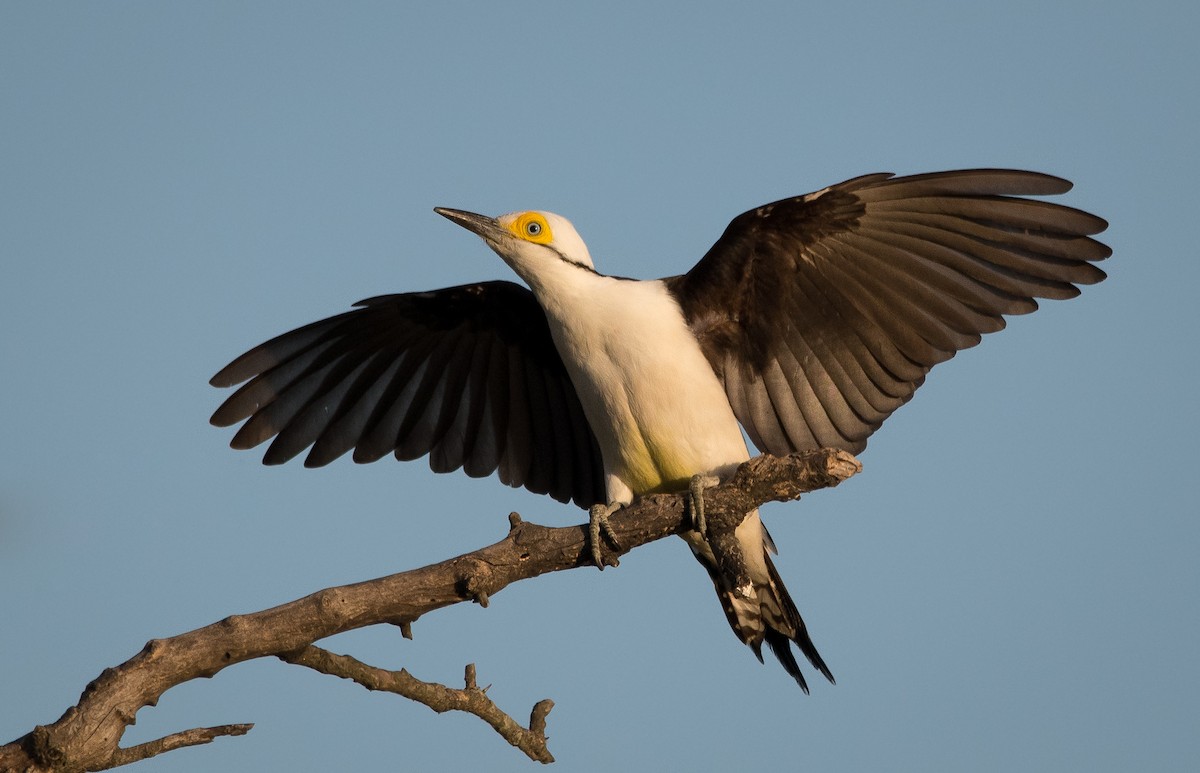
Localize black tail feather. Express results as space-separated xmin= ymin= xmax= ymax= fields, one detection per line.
xmin=688 ymin=529 xmax=835 ymax=690
xmin=763 ymin=554 xmax=835 ymax=688
xmin=764 ymin=629 xmax=811 ymax=693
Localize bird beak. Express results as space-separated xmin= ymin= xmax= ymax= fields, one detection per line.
xmin=434 ymin=207 xmax=510 ymax=245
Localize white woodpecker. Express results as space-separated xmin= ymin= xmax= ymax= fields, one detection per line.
xmin=210 ymin=169 xmax=1109 ymax=690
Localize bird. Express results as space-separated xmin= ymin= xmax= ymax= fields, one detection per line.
xmin=209 ymin=169 xmax=1109 ymax=691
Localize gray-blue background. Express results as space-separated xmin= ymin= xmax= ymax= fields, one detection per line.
xmin=3 ymin=2 xmax=1195 ymax=770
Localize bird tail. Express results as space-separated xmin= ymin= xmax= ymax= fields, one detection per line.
xmin=682 ymin=513 xmax=834 ymax=692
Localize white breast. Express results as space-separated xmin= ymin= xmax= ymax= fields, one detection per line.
xmin=532 ymin=269 xmax=749 ymax=501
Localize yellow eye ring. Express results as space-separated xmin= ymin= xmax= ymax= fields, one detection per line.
xmin=507 ymin=212 xmax=554 ymax=245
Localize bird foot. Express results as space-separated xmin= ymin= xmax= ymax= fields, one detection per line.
xmin=688 ymin=474 xmax=721 ymax=538
xmin=588 ymin=502 xmax=624 ymax=569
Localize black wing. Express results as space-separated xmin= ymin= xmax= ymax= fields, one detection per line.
xmin=666 ymin=169 xmax=1110 ymax=455
xmin=210 ymin=280 xmax=605 ymax=508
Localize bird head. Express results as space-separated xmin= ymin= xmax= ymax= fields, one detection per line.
xmin=435 ymin=207 xmax=595 ymax=281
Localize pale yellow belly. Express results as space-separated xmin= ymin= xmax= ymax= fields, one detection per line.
xmin=576 ymin=324 xmax=749 ymax=498
xmin=614 ymin=423 xmax=717 ymax=495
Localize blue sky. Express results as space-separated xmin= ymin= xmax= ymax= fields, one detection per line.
xmin=2 ymin=2 xmax=1196 ymax=771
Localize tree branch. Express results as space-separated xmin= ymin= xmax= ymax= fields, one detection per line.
xmin=0 ymin=449 xmax=860 ymax=772
xmin=100 ymin=724 xmax=253 ymax=771
xmin=280 ymin=648 xmax=556 ymax=763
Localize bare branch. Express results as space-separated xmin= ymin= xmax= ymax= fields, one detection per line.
xmin=0 ymin=449 xmax=859 ymax=772
xmin=100 ymin=725 xmax=253 ymax=771
xmin=281 ymin=646 xmax=555 ymax=763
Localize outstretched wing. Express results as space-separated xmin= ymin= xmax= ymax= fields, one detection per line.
xmin=666 ymin=169 xmax=1110 ymax=455
xmin=210 ymin=280 xmax=605 ymax=507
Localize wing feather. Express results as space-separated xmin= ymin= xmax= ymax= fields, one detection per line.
xmin=209 ymin=281 xmax=604 ymax=507
xmin=667 ymin=169 xmax=1108 ymax=455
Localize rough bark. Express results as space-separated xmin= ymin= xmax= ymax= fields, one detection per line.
xmin=0 ymin=449 xmax=860 ymax=772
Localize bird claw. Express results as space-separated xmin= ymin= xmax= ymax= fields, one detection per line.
xmin=588 ymin=502 xmax=623 ymax=569
xmin=688 ymin=474 xmax=721 ymax=538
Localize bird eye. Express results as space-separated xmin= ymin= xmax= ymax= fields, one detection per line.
xmin=505 ymin=212 xmax=551 ymax=243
